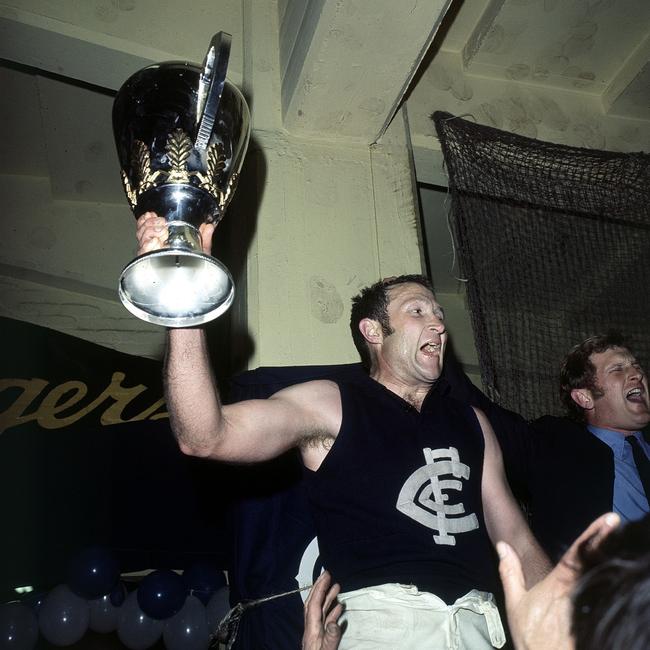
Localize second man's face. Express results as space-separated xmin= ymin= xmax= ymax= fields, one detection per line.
xmin=588 ymin=346 xmax=650 ymax=433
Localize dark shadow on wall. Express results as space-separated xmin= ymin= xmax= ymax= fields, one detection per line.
xmin=205 ymin=134 xmax=266 ymax=385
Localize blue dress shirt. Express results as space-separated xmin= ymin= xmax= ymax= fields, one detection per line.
xmin=587 ymin=426 xmax=650 ymax=521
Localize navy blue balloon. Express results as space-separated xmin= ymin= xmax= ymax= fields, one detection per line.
xmin=137 ymin=570 xmax=187 ymax=620
xmin=182 ymin=564 xmax=226 ymax=605
xmin=67 ymin=546 xmax=120 ymax=599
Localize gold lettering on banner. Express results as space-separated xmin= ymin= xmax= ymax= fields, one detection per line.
xmin=0 ymin=372 xmax=168 ymax=435
xmin=0 ymin=378 xmax=49 ymax=433
xmin=39 ymin=381 xmax=89 ymax=426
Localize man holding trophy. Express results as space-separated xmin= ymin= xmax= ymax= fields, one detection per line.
xmin=117 ymin=34 xmax=550 ymax=650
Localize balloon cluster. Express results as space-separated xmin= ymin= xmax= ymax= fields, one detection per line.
xmin=0 ymin=547 xmax=231 ymax=650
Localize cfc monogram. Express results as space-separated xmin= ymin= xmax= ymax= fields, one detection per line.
xmin=396 ymin=447 xmax=479 ymax=545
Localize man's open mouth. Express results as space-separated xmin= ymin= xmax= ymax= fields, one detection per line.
xmin=626 ymin=387 xmax=645 ymax=402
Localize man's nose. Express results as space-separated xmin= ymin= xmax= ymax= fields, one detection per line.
xmin=427 ymin=317 xmax=445 ymax=335
xmin=629 ymin=365 xmax=644 ymax=381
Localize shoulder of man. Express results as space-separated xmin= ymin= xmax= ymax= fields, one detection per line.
xmin=531 ymin=415 xmax=587 ymax=436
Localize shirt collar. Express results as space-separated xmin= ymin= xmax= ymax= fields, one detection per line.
xmin=587 ymin=425 xmax=642 ymax=459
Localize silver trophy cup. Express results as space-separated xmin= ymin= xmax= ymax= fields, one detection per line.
xmin=113 ymin=32 xmax=250 ymax=327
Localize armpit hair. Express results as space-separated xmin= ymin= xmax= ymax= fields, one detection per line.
xmin=299 ymin=430 xmax=335 ymax=451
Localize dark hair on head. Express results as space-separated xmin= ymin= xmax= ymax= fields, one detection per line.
xmin=572 ymin=515 xmax=650 ymax=650
xmin=559 ymin=331 xmax=627 ymax=421
xmin=350 ymin=274 xmax=434 ymax=370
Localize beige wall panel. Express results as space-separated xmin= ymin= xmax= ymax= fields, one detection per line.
xmin=0 ymin=275 xmax=164 ymax=359
xmin=0 ymin=175 xmax=133 ymax=292
xmin=0 ymin=173 xmax=163 ymax=357
xmin=370 ymin=107 xmax=425 ymax=279
xmin=244 ymin=111 xmax=426 ymax=369
xmin=242 ymin=0 xmax=283 ymax=132
xmin=245 ymin=133 xmax=389 ymax=368
xmin=436 ymin=291 xmax=479 ymax=372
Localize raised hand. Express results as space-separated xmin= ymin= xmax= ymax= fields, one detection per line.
xmin=135 ymin=211 xmax=215 ymax=255
xmin=497 ymin=512 xmax=620 ymax=650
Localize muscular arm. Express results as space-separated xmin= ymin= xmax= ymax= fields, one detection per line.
xmin=475 ymin=408 xmax=552 ymax=587
xmin=137 ymin=211 xmax=341 ymax=464
xmin=165 ymin=327 xmax=341 ymax=463
xmin=164 ymin=326 xmax=222 ymax=456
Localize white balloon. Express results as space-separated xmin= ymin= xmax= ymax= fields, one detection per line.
xmin=0 ymin=602 xmax=38 ymax=650
xmin=163 ymin=594 xmax=209 ymax=650
xmin=38 ymin=584 xmax=89 ymax=646
xmin=88 ymin=592 xmax=120 ymax=634
xmin=205 ymin=586 xmax=231 ymax=636
xmin=117 ymin=591 xmax=163 ymax=650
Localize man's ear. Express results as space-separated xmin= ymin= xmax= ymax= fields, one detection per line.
xmin=571 ymin=388 xmax=594 ymax=411
xmin=359 ymin=318 xmax=382 ymax=344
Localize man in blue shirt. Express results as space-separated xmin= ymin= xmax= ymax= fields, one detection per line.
xmin=453 ymin=332 xmax=650 ymax=562
xmin=559 ymin=333 xmax=650 ymax=521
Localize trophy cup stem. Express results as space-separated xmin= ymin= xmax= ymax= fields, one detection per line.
xmin=165 ymin=222 xmax=202 ymax=253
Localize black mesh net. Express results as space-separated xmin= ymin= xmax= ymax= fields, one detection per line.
xmin=433 ymin=111 xmax=650 ymax=421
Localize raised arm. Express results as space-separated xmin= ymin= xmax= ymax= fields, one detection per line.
xmin=137 ymin=212 xmax=341 ymax=465
xmin=164 ymin=326 xmax=223 ymax=456
xmin=474 ymin=408 xmax=552 ymax=587
xmin=165 ymin=326 xmax=341 ymax=463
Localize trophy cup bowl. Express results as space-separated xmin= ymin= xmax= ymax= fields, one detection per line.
xmin=113 ymin=32 xmax=250 ymax=327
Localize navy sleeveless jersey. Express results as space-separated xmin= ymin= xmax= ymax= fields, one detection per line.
xmin=304 ymin=376 xmax=500 ymax=603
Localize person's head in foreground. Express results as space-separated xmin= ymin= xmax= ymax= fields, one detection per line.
xmin=572 ymin=514 xmax=650 ymax=650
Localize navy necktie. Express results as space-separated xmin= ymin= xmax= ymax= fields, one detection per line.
xmin=627 ymin=436 xmax=650 ymax=501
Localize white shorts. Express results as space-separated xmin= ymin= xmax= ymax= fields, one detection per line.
xmin=336 ymin=583 xmax=506 ymax=650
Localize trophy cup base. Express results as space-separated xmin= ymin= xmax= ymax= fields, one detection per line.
xmin=119 ymin=249 xmax=235 ymax=328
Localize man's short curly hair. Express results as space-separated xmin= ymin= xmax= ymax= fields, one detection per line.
xmin=559 ymin=331 xmax=628 ymax=421
xmin=350 ymin=274 xmax=434 ymax=370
